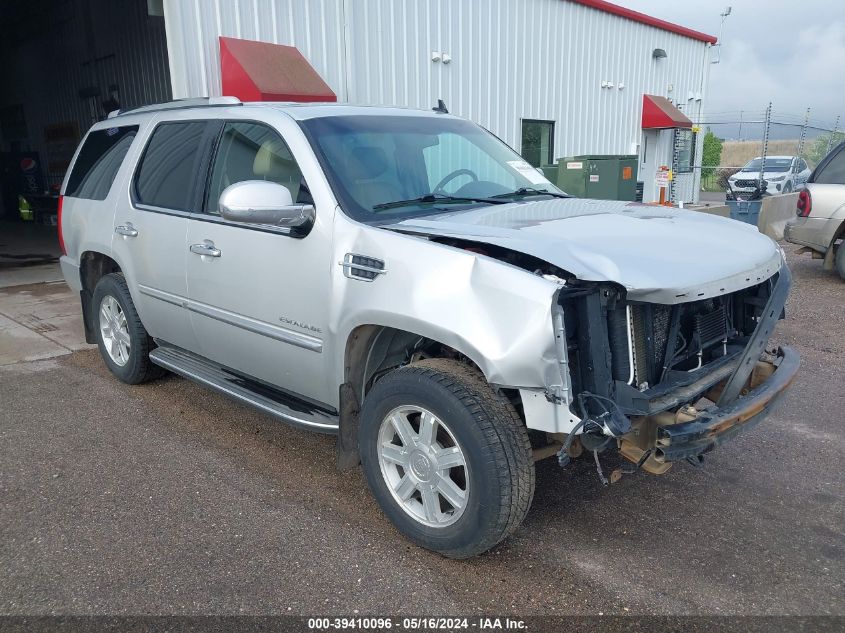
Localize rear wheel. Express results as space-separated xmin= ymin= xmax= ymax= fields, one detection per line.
xmin=359 ymin=358 xmax=534 ymax=558
xmin=92 ymin=273 xmax=163 ymax=384
xmin=835 ymin=243 xmax=845 ymax=280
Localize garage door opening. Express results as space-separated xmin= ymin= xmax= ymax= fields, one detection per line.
xmin=0 ymin=0 xmax=172 ymax=226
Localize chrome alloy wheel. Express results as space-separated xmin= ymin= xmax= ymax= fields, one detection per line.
xmin=377 ymin=406 xmax=469 ymax=528
xmin=99 ymin=295 xmax=131 ymax=366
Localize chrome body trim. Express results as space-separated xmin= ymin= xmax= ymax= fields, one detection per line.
xmin=138 ymin=284 xmax=323 ymax=353
xmin=340 ymin=253 xmax=387 ymax=281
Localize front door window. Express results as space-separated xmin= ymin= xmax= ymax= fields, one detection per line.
xmin=205 ymin=121 xmax=310 ymax=214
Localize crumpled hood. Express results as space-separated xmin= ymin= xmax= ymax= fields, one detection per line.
xmin=384 ymin=198 xmax=783 ymax=304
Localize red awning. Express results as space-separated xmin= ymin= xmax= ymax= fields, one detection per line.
xmin=641 ymin=94 xmax=692 ymax=130
xmin=219 ymin=36 xmax=336 ymax=102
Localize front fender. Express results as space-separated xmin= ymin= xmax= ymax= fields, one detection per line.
xmin=331 ymin=220 xmax=562 ymax=392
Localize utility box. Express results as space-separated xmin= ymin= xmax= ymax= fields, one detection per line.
xmin=540 ymin=164 xmax=559 ymax=185
xmin=556 ymin=155 xmax=638 ymax=200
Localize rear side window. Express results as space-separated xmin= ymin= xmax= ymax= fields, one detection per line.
xmin=813 ymin=147 xmax=845 ymax=185
xmin=134 ymin=121 xmax=208 ymax=211
xmin=66 ymin=126 xmax=139 ymax=200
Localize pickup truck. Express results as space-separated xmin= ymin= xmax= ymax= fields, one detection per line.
xmin=58 ymin=98 xmax=799 ymax=558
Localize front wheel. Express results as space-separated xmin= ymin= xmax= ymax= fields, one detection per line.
xmin=359 ymin=359 xmax=535 ymax=558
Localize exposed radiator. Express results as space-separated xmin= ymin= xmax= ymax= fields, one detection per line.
xmin=624 ymin=301 xmax=729 ymax=389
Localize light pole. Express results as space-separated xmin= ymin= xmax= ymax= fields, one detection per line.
xmin=712 ymin=6 xmax=732 ymax=65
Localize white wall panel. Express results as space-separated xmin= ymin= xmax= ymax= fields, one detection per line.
xmin=164 ymin=0 xmax=711 ymax=200
xmin=164 ymin=0 xmax=349 ymax=102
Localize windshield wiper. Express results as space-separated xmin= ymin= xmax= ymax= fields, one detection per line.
xmin=372 ymin=193 xmax=506 ymax=211
xmin=491 ymin=187 xmax=571 ymax=200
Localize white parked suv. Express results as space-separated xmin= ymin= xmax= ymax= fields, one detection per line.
xmin=727 ymin=155 xmax=812 ymax=197
xmin=59 ymin=98 xmax=799 ymax=557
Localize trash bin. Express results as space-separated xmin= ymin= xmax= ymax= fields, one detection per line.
xmin=726 ymin=181 xmax=764 ymax=226
xmin=556 ymin=155 xmax=638 ymax=200
xmin=727 ymin=199 xmax=762 ymax=227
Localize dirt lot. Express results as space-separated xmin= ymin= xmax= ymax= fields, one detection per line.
xmin=0 ymin=246 xmax=843 ymax=617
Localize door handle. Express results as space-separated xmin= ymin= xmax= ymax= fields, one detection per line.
xmin=115 ymin=223 xmax=138 ymax=237
xmin=189 ymin=241 xmax=221 ymax=258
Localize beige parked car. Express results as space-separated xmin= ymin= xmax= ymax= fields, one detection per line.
xmin=785 ymin=141 xmax=845 ymax=279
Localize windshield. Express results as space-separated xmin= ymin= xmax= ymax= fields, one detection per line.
xmin=299 ymin=114 xmax=564 ymax=221
xmin=742 ymin=158 xmax=792 ymax=172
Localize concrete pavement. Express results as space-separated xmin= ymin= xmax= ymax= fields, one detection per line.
xmin=0 ymin=250 xmax=843 ymax=616
xmin=0 ymin=276 xmax=91 ymax=365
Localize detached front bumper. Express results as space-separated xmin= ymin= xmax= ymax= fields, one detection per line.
xmin=651 ymin=346 xmax=799 ymax=463
xmin=620 ymin=262 xmax=798 ymax=471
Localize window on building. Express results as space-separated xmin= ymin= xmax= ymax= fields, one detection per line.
xmin=674 ymin=128 xmax=696 ymax=174
xmin=205 ymin=121 xmax=309 ymax=214
xmin=66 ymin=126 xmax=139 ymax=200
xmin=134 ymin=121 xmax=208 ymax=211
xmin=521 ymin=120 xmax=554 ymax=168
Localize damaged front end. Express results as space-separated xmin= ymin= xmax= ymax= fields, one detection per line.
xmin=554 ymin=262 xmax=798 ymax=476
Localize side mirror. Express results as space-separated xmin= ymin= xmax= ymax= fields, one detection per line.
xmin=219 ymin=181 xmax=315 ymax=233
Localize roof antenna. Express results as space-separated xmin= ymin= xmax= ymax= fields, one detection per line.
xmin=432 ymin=99 xmax=449 ymax=114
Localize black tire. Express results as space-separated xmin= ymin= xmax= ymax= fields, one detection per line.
xmin=359 ymin=358 xmax=534 ymax=558
xmin=835 ymin=243 xmax=845 ymax=281
xmin=783 ymin=182 xmax=793 ymax=194
xmin=91 ymin=273 xmax=164 ymax=384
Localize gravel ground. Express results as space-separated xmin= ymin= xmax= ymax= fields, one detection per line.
xmin=0 ymin=245 xmax=843 ymax=616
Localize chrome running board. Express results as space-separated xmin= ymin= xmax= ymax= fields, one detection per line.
xmin=149 ymin=344 xmax=339 ymax=434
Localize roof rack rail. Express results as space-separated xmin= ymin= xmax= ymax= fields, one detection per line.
xmin=107 ymin=96 xmax=242 ymax=119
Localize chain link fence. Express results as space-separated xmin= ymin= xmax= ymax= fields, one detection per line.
xmin=698 ymin=106 xmax=843 ymax=199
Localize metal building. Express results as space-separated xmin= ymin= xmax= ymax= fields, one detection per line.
xmin=0 ymin=0 xmax=715 ymax=220
xmin=163 ymin=0 xmax=715 ymax=204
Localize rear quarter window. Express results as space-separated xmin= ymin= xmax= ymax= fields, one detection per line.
xmin=65 ymin=126 xmax=139 ymax=200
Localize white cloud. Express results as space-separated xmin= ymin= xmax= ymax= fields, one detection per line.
xmin=617 ymin=0 xmax=845 ymax=126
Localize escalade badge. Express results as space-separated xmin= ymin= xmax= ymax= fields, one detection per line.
xmin=279 ymin=316 xmax=321 ymax=334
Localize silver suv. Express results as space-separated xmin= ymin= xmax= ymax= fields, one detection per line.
xmin=785 ymin=141 xmax=845 ymax=279
xmin=59 ymin=98 xmax=799 ymax=558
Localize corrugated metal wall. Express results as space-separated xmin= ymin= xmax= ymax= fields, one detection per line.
xmin=164 ymin=0 xmax=349 ymax=103
xmin=164 ymin=0 xmax=710 ymax=201
xmin=0 ymin=0 xmax=171 ymax=187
